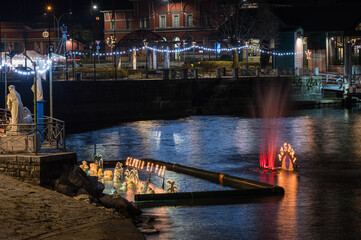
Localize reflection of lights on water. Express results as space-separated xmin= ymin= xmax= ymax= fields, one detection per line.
xmin=352 ymin=116 xmax=361 ymax=157
xmin=276 ymin=171 xmax=298 ymax=239
xmin=173 ymin=133 xmax=186 ymax=152
xmin=235 ymin=119 xmax=255 ymax=154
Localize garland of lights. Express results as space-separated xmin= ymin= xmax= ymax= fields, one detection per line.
xmin=2 ymin=44 xmax=307 ymax=76
xmin=92 ymin=45 xmax=307 ymax=57
xmin=0 ymin=59 xmax=52 ymax=76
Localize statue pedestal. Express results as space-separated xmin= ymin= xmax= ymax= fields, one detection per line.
xmin=0 ymin=132 xmax=41 ymax=153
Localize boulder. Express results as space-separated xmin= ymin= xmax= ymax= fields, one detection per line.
xmin=99 ymin=194 xmax=142 ymax=217
xmin=73 ymin=194 xmax=97 ymax=204
xmin=54 ymin=183 xmax=76 ymax=197
xmin=54 ymin=165 xmax=104 ymax=199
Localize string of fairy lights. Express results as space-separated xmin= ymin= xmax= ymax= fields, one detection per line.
xmin=90 ymin=44 xmax=307 ymax=57
xmin=3 ymin=44 xmax=307 ymax=76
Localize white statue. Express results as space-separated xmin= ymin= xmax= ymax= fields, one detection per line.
xmin=22 ymin=107 xmax=33 ymax=124
xmin=6 ymin=85 xmax=24 ymax=132
xmin=31 ymin=74 xmax=44 ymax=102
xmin=21 ymin=107 xmax=33 ymax=131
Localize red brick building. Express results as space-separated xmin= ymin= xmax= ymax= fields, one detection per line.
xmin=101 ymin=0 xmax=218 ymax=52
xmin=0 ymin=22 xmax=56 ymax=55
xmin=0 ymin=22 xmax=84 ymax=55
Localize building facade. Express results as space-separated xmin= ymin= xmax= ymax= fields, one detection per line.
xmin=0 ymin=22 xmax=57 ymax=55
xmin=0 ymin=22 xmax=84 ymax=56
xmin=101 ymin=0 xmax=219 ymax=53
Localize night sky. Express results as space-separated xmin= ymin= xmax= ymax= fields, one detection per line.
xmin=1 ymin=0 xmax=361 ymax=24
xmin=0 ymin=0 xmax=132 ymax=23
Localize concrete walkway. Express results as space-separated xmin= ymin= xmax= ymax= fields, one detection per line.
xmin=0 ymin=174 xmax=145 ymax=240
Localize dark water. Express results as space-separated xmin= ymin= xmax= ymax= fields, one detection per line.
xmin=67 ymin=107 xmax=361 ymax=240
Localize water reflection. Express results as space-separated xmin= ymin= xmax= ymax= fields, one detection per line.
xmin=276 ymin=171 xmax=298 ymax=240
xmin=67 ymin=108 xmax=361 ymax=239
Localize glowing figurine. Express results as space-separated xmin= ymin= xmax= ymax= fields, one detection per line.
xmin=110 ymin=187 xmax=118 ymax=195
xmin=278 ymin=142 xmax=299 ymax=171
xmin=113 ymin=162 xmax=123 ymax=182
xmin=141 ymin=182 xmax=149 ymax=194
xmin=148 ymin=187 xmax=155 ymax=194
xmin=80 ymin=161 xmax=89 ymax=171
xmin=104 ymin=170 xmax=113 ymax=181
xmin=97 ymin=168 xmax=104 ymax=177
xmin=118 ymin=182 xmax=128 ymax=192
xmin=89 ymin=163 xmax=98 ymax=174
xmin=166 ymin=180 xmax=178 ymax=193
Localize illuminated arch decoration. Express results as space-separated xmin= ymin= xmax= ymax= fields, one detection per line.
xmin=278 ymin=143 xmax=298 ymax=171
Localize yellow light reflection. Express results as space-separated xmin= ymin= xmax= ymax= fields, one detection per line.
xmin=276 ymin=171 xmax=298 ymax=239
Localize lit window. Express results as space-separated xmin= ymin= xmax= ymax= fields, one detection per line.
xmin=111 ymin=21 xmax=115 ymax=30
xmin=187 ymin=15 xmax=193 ymax=27
xmin=173 ymin=15 xmax=179 ymax=28
xmin=160 ymin=15 xmax=166 ymax=28
xmin=140 ymin=18 xmax=149 ymax=28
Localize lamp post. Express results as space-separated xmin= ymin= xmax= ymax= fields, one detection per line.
xmin=45 ymin=8 xmax=54 ymax=120
xmin=245 ymin=40 xmax=249 ymax=70
xmin=92 ymin=3 xmax=99 ymax=81
xmin=144 ymin=41 xmax=149 ymax=79
xmin=44 ymin=8 xmax=72 ymax=52
xmin=192 ymin=41 xmax=196 ymax=76
xmin=60 ymin=24 xmax=69 ymax=81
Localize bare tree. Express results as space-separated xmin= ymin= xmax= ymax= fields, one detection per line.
xmin=253 ymin=2 xmax=279 ymax=68
xmin=207 ymin=0 xmax=279 ymax=68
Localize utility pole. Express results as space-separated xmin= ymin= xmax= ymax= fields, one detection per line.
xmin=0 ymin=22 xmax=2 ymax=87
xmin=24 ymin=0 xmax=27 ymax=68
xmin=113 ymin=0 xmax=117 ymax=80
xmin=4 ymin=35 xmax=7 ymax=108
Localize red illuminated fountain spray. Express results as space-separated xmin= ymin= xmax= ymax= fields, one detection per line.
xmin=253 ymin=80 xmax=289 ymax=172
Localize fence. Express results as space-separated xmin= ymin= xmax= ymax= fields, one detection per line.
xmin=1 ymin=66 xmax=325 ymax=82
xmin=0 ymin=108 xmax=66 ymax=153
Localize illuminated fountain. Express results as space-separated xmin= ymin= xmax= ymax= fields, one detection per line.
xmin=254 ymin=81 xmax=288 ymax=172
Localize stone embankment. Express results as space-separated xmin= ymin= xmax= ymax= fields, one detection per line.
xmin=0 ymin=174 xmax=145 ymax=240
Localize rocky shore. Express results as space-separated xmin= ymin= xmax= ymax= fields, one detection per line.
xmin=0 ymin=173 xmax=145 ymax=239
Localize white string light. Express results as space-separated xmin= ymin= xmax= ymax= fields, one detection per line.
xmin=93 ymin=44 xmax=306 ymax=56
xmin=1 ymin=44 xmax=307 ymax=76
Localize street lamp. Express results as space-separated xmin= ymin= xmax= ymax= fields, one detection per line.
xmin=245 ymin=40 xmax=249 ymax=70
xmin=192 ymin=41 xmax=196 ymax=77
xmin=44 ymin=9 xmax=72 ymax=52
xmin=144 ymin=41 xmax=149 ymax=79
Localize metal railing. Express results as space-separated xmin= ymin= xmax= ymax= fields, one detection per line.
xmin=319 ymin=73 xmax=345 ymax=91
xmin=319 ymin=73 xmax=344 ymax=84
xmin=0 ymin=108 xmax=66 ymax=153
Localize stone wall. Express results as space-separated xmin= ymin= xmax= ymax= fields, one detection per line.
xmin=291 ymin=76 xmax=323 ymax=101
xmin=0 ymin=76 xmax=325 ymax=132
xmin=0 ymin=152 xmax=77 ymax=185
